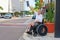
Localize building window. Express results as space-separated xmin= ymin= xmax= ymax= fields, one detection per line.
xmin=26 ymin=1 xmax=29 ymax=7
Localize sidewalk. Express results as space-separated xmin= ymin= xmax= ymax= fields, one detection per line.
xmin=0 ymin=16 xmax=32 ymax=23
xmin=12 ymin=16 xmax=32 ymax=19
xmin=22 ymin=33 xmax=60 ymax=40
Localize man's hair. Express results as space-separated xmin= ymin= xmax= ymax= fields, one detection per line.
xmin=40 ymin=7 xmax=45 ymax=11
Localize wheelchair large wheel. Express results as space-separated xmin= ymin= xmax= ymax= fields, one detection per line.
xmin=36 ymin=24 xmax=48 ymax=36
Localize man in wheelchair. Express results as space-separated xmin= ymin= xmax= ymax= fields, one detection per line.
xmin=26 ymin=8 xmax=45 ymax=36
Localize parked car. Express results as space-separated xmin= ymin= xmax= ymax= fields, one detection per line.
xmin=4 ymin=13 xmax=12 ymax=19
xmin=0 ymin=15 xmax=4 ymax=18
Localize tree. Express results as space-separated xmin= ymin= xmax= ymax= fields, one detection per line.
xmin=0 ymin=6 xmax=3 ymax=16
xmin=35 ymin=0 xmax=44 ymax=9
xmin=0 ymin=6 xmax=3 ymax=10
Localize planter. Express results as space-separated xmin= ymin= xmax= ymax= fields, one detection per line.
xmin=45 ymin=23 xmax=54 ymax=33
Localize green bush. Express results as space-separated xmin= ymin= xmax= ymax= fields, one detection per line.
xmin=20 ymin=11 xmax=34 ymax=15
xmin=46 ymin=2 xmax=54 ymax=23
xmin=34 ymin=0 xmax=42 ymax=9
xmin=14 ymin=12 xmax=20 ymax=17
xmin=46 ymin=8 xmax=54 ymax=23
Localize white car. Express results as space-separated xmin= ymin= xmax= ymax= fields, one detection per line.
xmin=4 ymin=13 xmax=12 ymax=19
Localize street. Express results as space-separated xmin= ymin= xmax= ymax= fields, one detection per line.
xmin=0 ymin=0 xmax=57 ymax=40
xmin=0 ymin=17 xmax=31 ymax=40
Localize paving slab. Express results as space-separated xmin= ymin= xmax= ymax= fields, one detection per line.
xmin=22 ymin=33 xmax=60 ymax=40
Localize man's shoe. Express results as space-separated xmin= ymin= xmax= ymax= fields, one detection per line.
xmin=26 ymin=31 xmax=32 ymax=35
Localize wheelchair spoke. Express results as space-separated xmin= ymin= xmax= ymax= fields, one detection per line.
xmin=42 ymin=28 xmax=45 ymax=33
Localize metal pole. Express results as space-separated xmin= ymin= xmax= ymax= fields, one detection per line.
xmin=50 ymin=0 xmax=52 ymax=3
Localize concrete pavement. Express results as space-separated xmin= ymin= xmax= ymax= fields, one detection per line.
xmin=23 ymin=33 xmax=54 ymax=40
xmin=22 ymin=33 xmax=60 ymax=40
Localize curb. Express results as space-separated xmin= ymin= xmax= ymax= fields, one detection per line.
xmin=22 ymin=33 xmax=54 ymax=40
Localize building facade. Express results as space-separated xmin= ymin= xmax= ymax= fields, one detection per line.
xmin=0 ymin=0 xmax=8 ymax=13
xmin=0 ymin=0 xmax=35 ymax=13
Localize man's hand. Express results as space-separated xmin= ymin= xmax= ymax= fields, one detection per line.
xmin=34 ymin=19 xmax=39 ymax=22
xmin=29 ymin=6 xmax=34 ymax=12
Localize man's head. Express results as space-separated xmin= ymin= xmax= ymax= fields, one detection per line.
xmin=37 ymin=8 xmax=45 ymax=15
xmin=41 ymin=8 xmax=46 ymax=14
xmin=37 ymin=8 xmax=43 ymax=15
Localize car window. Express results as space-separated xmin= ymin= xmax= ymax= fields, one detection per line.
xmin=5 ymin=14 xmax=11 ymax=15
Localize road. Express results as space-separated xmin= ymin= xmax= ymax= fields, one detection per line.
xmin=0 ymin=17 xmax=31 ymax=40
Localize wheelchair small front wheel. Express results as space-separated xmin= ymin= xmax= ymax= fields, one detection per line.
xmin=36 ymin=24 xmax=48 ymax=36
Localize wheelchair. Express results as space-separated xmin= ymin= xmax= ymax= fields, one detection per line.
xmin=35 ymin=23 xmax=48 ymax=36
xmin=27 ymin=19 xmax=48 ymax=36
